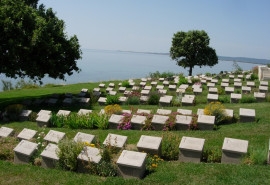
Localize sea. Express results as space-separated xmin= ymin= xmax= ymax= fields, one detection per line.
xmin=0 ymin=49 xmax=264 ymax=91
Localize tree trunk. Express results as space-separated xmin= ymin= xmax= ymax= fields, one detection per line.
xmin=188 ymin=66 xmax=193 ymax=76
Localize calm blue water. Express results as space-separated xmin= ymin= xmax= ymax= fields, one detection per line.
xmin=0 ymin=49 xmax=260 ymax=90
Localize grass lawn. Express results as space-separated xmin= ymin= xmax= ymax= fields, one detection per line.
xmin=0 ymin=78 xmax=270 ymax=184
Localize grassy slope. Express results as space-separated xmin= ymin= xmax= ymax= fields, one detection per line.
xmin=0 ymin=80 xmax=270 ymax=184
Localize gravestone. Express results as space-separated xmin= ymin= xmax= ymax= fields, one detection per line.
xmin=109 ymin=90 xmax=117 ymax=96
xmin=109 ymin=83 xmax=115 ymax=88
xmin=141 ymin=89 xmax=150 ymax=96
xmin=77 ymin=109 xmax=92 ymax=115
xmin=137 ymin=135 xmax=162 ymax=155
xmin=230 ymin=93 xmax=242 ymax=103
xmin=221 ymin=83 xmax=229 ymax=88
xmin=175 ymin=115 xmax=192 ymax=130
xmin=158 ymin=89 xmax=167 ymax=95
xmin=62 ymin=98 xmax=73 ymax=106
xmin=37 ymin=110 xmax=51 ymax=116
xmin=225 ymin=87 xmax=234 ymax=94
xmin=78 ymin=98 xmax=90 ymax=106
xmin=122 ymin=109 xmax=132 ymax=114
xmin=159 ymin=95 xmax=173 ymax=107
xmin=246 ymin=81 xmax=255 ymax=88
xmin=57 ymin=110 xmax=71 ymax=117
xmin=77 ymin=146 xmax=101 ymax=173
xmin=98 ymin=97 xmax=107 ymax=105
xmin=176 ymin=88 xmax=185 ymax=95
xmin=181 ymin=95 xmax=195 ymax=106
xmin=137 ymin=109 xmax=151 ymax=114
xmin=93 ymin=87 xmax=100 ymax=92
xmin=179 ymin=136 xmax=205 ymax=163
xmin=19 ymin=110 xmax=32 ymax=121
xmin=197 ymin=109 xmax=205 ymax=115
xmin=108 ymin=114 xmax=125 ymax=129
xmin=119 ymin=87 xmax=126 ymax=93
xmin=259 ymin=85 xmax=268 ymax=93
xmin=103 ymin=133 xmax=127 ymax=148
xmin=13 ymin=140 xmax=38 ymax=164
xmin=151 ymin=115 xmax=169 ymax=130
xmin=17 ymin=128 xmax=37 ymax=141
xmin=260 ymin=81 xmax=268 ymax=86
xmin=117 ymin=150 xmax=147 ymax=179
xmin=163 ymin=80 xmax=169 ymax=86
xmin=47 ymin=98 xmax=58 ymax=106
xmin=156 ymin=85 xmax=164 ymax=90
xmin=140 ymin=96 xmax=149 ymax=104
xmin=177 ymin=109 xmax=192 ymax=115
xmin=211 ymin=79 xmax=218 ymax=83
xmin=132 ymin=86 xmax=140 ymax=91
xmin=159 ymin=77 xmax=164 ymax=82
xmin=234 ymin=82 xmax=242 ymax=89
xmin=254 ymin=92 xmax=266 ymax=102
xmin=207 ymin=93 xmax=219 ymax=103
xmin=106 ymin=87 xmax=113 ymax=93
xmin=207 ymin=82 xmax=215 ymax=88
xmin=131 ymin=115 xmax=147 ymax=130
xmin=234 ymin=78 xmax=241 ymax=82
xmin=123 ymin=90 xmax=132 ymax=97
xmin=0 ymin=126 xmax=14 ymax=138
xmin=119 ymin=96 xmax=127 ymax=104
xmin=139 ymin=82 xmax=146 ymax=87
xmin=74 ymin=132 xmax=95 ymax=143
xmin=36 ymin=113 xmax=51 ymax=127
xmin=222 ymin=79 xmax=229 ymax=83
xmin=229 ymin=75 xmax=235 ymax=79
xmin=179 ymin=84 xmax=189 ymax=89
xmin=43 ymin=130 xmax=66 ymax=143
xmin=156 ymin=109 xmax=172 ymax=115
xmin=99 ymin=83 xmax=105 ymax=88
xmin=221 ymin=137 xmax=248 ymax=164
xmin=193 ymin=87 xmax=202 ymax=95
xmin=242 ymin=86 xmax=251 ymax=94
xmin=151 ymin=81 xmax=157 ymax=86
xmin=197 ymin=115 xmax=215 ymax=130
xmin=144 ymin=86 xmax=152 ymax=90
xmin=239 ymin=108 xmax=255 ymax=122
xmin=41 ymin=143 xmax=59 ymax=168
xmin=168 ymin=84 xmax=176 ymax=91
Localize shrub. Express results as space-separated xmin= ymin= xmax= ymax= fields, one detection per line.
xmin=172 ymin=95 xmax=182 ymax=106
xmin=202 ymin=147 xmax=222 ymax=163
xmin=121 ymin=80 xmax=131 ymax=88
xmin=161 ymin=132 xmax=180 ymax=160
xmin=126 ymin=91 xmax=141 ymax=105
xmin=178 ymin=76 xmax=188 ymax=86
xmin=106 ymin=95 xmax=120 ymax=105
xmin=104 ymin=104 xmax=122 ymax=115
xmin=5 ymin=104 xmax=24 ymax=121
xmin=218 ymin=96 xmax=230 ymax=103
xmin=66 ymin=113 xmax=95 ymax=129
xmin=250 ymin=73 xmax=258 ymax=80
xmin=15 ymin=79 xmax=39 ymax=89
xmin=50 ymin=113 xmax=65 ymax=128
xmin=217 ymin=86 xmax=225 ymax=95
xmin=57 ymin=138 xmax=84 ymax=171
xmin=148 ymin=92 xmax=161 ymax=105
xmin=204 ymin=102 xmax=227 ymax=125
xmin=92 ymin=113 xmax=109 ymax=129
xmin=146 ymin=154 xmax=163 ymax=174
xmin=140 ymin=113 xmax=154 ymax=130
xmin=163 ymin=112 xmax=178 ymax=131
xmin=240 ymin=96 xmax=256 ymax=103
xmin=117 ymin=112 xmax=132 ymax=130
xmin=0 ymin=137 xmax=18 ymax=161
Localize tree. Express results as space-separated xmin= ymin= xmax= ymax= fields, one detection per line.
xmin=170 ymin=30 xmax=218 ymax=76
xmin=0 ymin=0 xmax=82 ymax=83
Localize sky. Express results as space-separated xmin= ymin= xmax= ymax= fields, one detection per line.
xmin=39 ymin=0 xmax=270 ymax=59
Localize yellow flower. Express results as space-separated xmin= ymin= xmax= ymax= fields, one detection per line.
xmin=151 ymin=163 xmax=158 ymax=168
xmin=90 ymin=143 xmax=95 ymax=147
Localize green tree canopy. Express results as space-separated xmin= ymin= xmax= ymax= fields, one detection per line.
xmin=0 ymin=0 xmax=82 ymax=83
xmin=170 ymin=30 xmax=218 ymax=76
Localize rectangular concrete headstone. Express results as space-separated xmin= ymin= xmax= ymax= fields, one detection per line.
xmin=151 ymin=115 xmax=169 ymax=130
xmin=17 ymin=128 xmax=37 ymax=141
xmin=0 ymin=126 xmax=14 ymax=138
xmin=13 ymin=140 xmax=38 ymax=164
xmin=77 ymin=109 xmax=92 ymax=115
xmin=103 ymin=133 xmax=127 ymax=148
xmin=19 ymin=110 xmax=32 ymax=121
xmin=43 ymin=130 xmax=66 ymax=143
xmin=177 ymin=109 xmax=192 ymax=115
xmin=179 ymin=136 xmax=205 ymax=163
xmin=175 ymin=115 xmax=192 ymax=130
xmin=130 ymin=115 xmax=146 ymax=130
xmin=117 ymin=150 xmax=147 ymax=179
xmin=74 ymin=132 xmax=95 ymax=143
xmin=197 ymin=115 xmax=215 ymax=130
xmin=230 ymin=93 xmax=242 ymax=103
xmin=221 ymin=137 xmax=248 ymax=164
xmin=108 ymin=114 xmax=125 ymax=129
xmin=239 ymin=108 xmax=255 ymax=122
xmin=41 ymin=143 xmax=59 ymax=168
xmin=137 ymin=135 xmax=162 ymax=155
xmin=156 ymin=109 xmax=172 ymax=115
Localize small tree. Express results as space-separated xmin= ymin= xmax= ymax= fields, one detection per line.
xmin=170 ymin=30 xmax=218 ymax=76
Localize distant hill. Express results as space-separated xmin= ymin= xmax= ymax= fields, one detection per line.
xmin=218 ymin=56 xmax=270 ymax=65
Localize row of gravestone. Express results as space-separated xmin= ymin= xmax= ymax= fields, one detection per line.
xmin=18 ymin=107 xmax=256 ymax=131
xmin=0 ymin=126 xmax=262 ymax=179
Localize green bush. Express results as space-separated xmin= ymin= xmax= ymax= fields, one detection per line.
xmin=50 ymin=114 xmax=65 ymax=128
xmin=240 ymin=96 xmax=256 ymax=103
xmin=148 ymin=92 xmax=161 ymax=105
xmin=161 ymin=132 xmax=180 ymax=160
xmin=178 ymin=76 xmax=188 ymax=86
xmin=218 ymin=95 xmax=230 ymax=103
xmin=57 ymin=138 xmax=84 ymax=171
xmin=92 ymin=113 xmax=109 ymax=129
xmin=202 ymin=147 xmax=222 ymax=163
xmin=121 ymin=81 xmax=131 ymax=88
xmin=250 ymin=73 xmax=258 ymax=80
xmin=0 ymin=137 xmax=18 ymax=161
xmin=106 ymin=95 xmax=120 ymax=105
xmin=204 ymin=102 xmax=227 ymax=125
xmin=126 ymin=91 xmax=141 ymax=105
xmin=5 ymin=104 xmax=24 ymax=121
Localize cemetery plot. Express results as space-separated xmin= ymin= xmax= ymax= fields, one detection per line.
xmin=74 ymin=132 xmax=95 ymax=143
xmin=239 ymin=108 xmax=255 ymax=122
xmin=43 ymin=130 xmax=66 ymax=144
xmin=103 ymin=133 xmax=127 ymax=148
xmin=130 ymin=115 xmax=147 ymax=130
xmin=40 ymin=143 xmax=59 ymax=168
xmin=108 ymin=114 xmax=125 ymax=129
xmin=197 ymin=115 xmax=215 ymax=130
xmin=175 ymin=115 xmax=192 ymax=130
xmin=17 ymin=128 xmax=37 ymax=141
xmin=137 ymin=135 xmax=162 ymax=155
xmin=151 ymin=115 xmax=169 ymax=130
xmin=0 ymin=126 xmax=14 ymax=138
xmin=13 ymin=140 xmax=38 ymax=164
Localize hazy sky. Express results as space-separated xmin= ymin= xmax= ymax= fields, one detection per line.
xmin=39 ymin=0 xmax=270 ymax=59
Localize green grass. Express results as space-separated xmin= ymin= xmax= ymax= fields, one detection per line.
xmin=0 ymin=78 xmax=270 ymax=184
